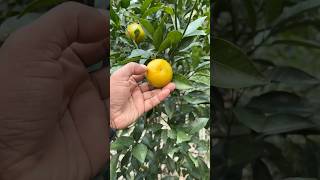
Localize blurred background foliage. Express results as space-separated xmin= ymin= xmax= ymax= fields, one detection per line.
xmin=0 ymin=0 xmax=105 ymax=45
xmin=213 ymin=0 xmax=320 ymax=179
xmin=110 ymin=0 xmax=210 ymax=179
xmin=0 ymin=0 xmax=109 ymax=179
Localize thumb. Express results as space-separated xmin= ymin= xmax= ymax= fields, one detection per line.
xmin=112 ymin=62 xmax=147 ymax=81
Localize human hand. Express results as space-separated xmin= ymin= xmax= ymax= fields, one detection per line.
xmin=0 ymin=2 xmax=108 ymax=180
xmin=110 ymin=62 xmax=175 ymax=129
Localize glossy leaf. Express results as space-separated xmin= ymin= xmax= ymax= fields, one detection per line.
xmin=176 ymin=130 xmax=191 ymax=144
xmin=212 ymin=38 xmax=267 ymax=88
xmin=139 ymin=18 xmax=154 ymax=36
xmin=111 ymin=136 xmax=135 ymax=150
xmin=213 ymin=61 xmax=267 ymax=88
xmin=247 ymin=91 xmax=312 ymax=116
xmin=273 ymin=0 xmax=320 ymax=27
xmin=158 ymin=30 xmax=182 ymax=52
xmin=132 ymin=143 xmax=148 ymax=163
xmin=272 ymin=39 xmax=320 ymax=50
xmin=172 ymin=73 xmax=193 ymax=90
xmin=140 ymin=0 xmax=153 ymax=13
xmin=184 ymin=16 xmax=207 ymax=37
xmin=152 ymin=20 xmax=164 ymax=50
xmin=189 ymin=118 xmax=209 ymax=134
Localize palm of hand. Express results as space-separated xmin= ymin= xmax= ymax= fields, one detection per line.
xmin=110 ymin=63 xmax=175 ymax=129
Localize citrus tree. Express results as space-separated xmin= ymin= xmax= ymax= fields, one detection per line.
xmin=110 ymin=0 xmax=210 ymax=179
xmin=213 ymin=0 xmax=320 ymax=179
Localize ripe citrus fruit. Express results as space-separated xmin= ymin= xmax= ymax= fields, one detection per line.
xmin=146 ymin=59 xmax=173 ymax=88
xmin=126 ymin=22 xmax=145 ymax=44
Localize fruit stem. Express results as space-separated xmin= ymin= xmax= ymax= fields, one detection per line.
xmin=182 ymin=0 xmax=198 ymax=37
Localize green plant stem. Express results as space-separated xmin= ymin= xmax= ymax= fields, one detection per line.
xmin=169 ymin=0 xmax=198 ymax=60
xmin=174 ymin=2 xmax=178 ymax=30
xmin=182 ymin=0 xmax=198 ymax=36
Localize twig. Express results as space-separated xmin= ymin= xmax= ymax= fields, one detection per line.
xmin=174 ymin=2 xmax=178 ymax=30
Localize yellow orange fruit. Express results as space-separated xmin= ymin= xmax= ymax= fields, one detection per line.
xmin=146 ymin=59 xmax=173 ymax=88
xmin=126 ymin=22 xmax=145 ymax=44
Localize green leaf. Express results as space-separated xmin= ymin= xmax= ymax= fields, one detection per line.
xmin=213 ymin=61 xmax=267 ymax=88
xmin=139 ymin=18 xmax=154 ymax=36
xmin=213 ymin=37 xmax=264 ymax=77
xmin=189 ymin=69 xmax=210 ymax=86
xmin=110 ymin=7 xmax=120 ymax=26
xmin=212 ymin=38 xmax=267 ymax=88
xmin=176 ymin=130 xmax=191 ymax=144
xmin=166 ymin=157 xmax=176 ymax=173
xmin=264 ymin=0 xmax=284 ymax=23
xmin=263 ymin=114 xmax=316 ymax=135
xmin=233 ymin=107 xmax=266 ymax=133
xmin=0 ymin=13 xmax=41 ymax=41
xmin=120 ymin=0 xmax=130 ymax=8
xmin=244 ymin=0 xmax=256 ymax=30
xmin=164 ymin=99 xmax=175 ymax=119
xmin=164 ymin=6 xmax=174 ymax=15
xmin=120 ymin=151 xmax=131 ymax=167
xmin=273 ymin=0 xmax=320 ymax=27
xmin=183 ymin=90 xmax=209 ymax=104
xmin=234 ymin=107 xmax=316 ymax=135
xmin=184 ymin=16 xmax=207 ymax=37
xmin=184 ymin=30 xmax=206 ymax=37
xmin=158 ymin=30 xmax=182 ymax=52
xmin=128 ymin=49 xmax=152 ymax=59
xmin=178 ymin=36 xmax=195 ymax=50
xmin=142 ymin=5 xmax=162 ymax=18
xmin=111 ymin=136 xmax=134 ymax=150
xmin=247 ymin=91 xmax=312 ymax=116
xmin=110 ymin=153 xmax=120 ymax=180
xmin=18 ymin=0 xmax=64 ymax=18
xmin=132 ymin=143 xmax=148 ymax=163
xmin=272 ymin=39 xmax=320 ymax=50
xmin=268 ymin=66 xmax=319 ymax=87
xmin=152 ymin=20 xmax=164 ymax=50
xmin=167 ymin=129 xmax=176 ymax=139
xmin=188 ymin=153 xmax=198 ymax=167
xmin=173 ymin=73 xmax=193 ymax=90
xmin=189 ymin=118 xmax=209 ymax=134
xmin=163 ymin=176 xmax=179 ymax=180
xmin=140 ymin=0 xmax=153 ymax=13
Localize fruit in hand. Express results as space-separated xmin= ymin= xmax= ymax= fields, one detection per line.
xmin=126 ymin=22 xmax=145 ymax=44
xmin=146 ymin=59 xmax=173 ymax=88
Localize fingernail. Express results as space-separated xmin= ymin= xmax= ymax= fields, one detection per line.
xmin=140 ymin=64 xmax=147 ymax=69
xmin=163 ymin=89 xmax=170 ymax=95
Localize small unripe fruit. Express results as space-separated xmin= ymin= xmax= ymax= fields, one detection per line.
xmin=126 ymin=22 xmax=145 ymax=44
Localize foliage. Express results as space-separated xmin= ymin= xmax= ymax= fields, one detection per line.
xmin=213 ymin=0 xmax=320 ymax=179
xmin=110 ymin=0 xmax=210 ymax=179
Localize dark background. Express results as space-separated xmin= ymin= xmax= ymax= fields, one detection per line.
xmin=3 ymin=0 xmax=320 ymax=179
xmin=212 ymin=0 xmax=320 ymax=180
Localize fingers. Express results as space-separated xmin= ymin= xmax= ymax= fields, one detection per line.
xmin=144 ymin=83 xmax=176 ymax=112
xmin=143 ymin=89 xmax=161 ymax=100
xmin=132 ymin=75 xmax=145 ymax=82
xmin=3 ymin=2 xmax=107 ymax=60
xmin=111 ymin=62 xmax=147 ymax=81
xmin=139 ymin=82 xmax=154 ymax=92
xmin=70 ymin=39 xmax=108 ymax=66
xmin=90 ymin=67 xmax=109 ymax=100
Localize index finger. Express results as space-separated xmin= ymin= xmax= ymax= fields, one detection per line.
xmin=3 ymin=2 xmax=108 ymax=60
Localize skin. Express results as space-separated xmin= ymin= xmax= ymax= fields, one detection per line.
xmin=0 ymin=2 xmax=175 ymax=180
